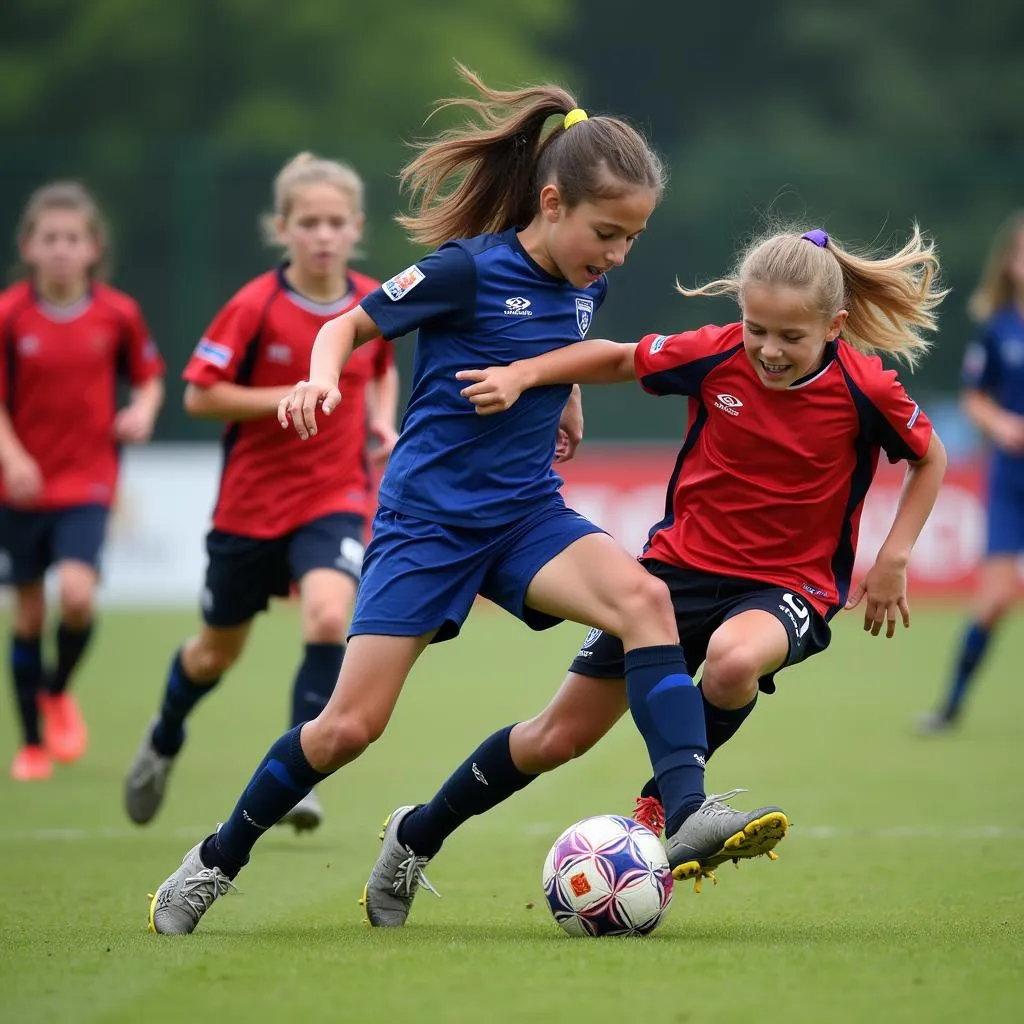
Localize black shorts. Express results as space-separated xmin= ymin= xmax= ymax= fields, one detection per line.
xmin=0 ymin=503 xmax=109 ymax=585
xmin=202 ymin=512 xmax=366 ymax=628
xmin=568 ymin=560 xmax=832 ymax=694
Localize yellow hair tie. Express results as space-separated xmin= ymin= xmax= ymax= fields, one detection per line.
xmin=563 ymin=108 xmax=589 ymax=130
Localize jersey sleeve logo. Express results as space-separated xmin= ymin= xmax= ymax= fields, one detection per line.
xmin=649 ymin=335 xmax=668 ymax=354
xmin=195 ymin=338 xmax=232 ymax=368
xmin=382 ymin=265 xmax=425 ymax=301
xmin=575 ymin=297 xmax=594 ymax=338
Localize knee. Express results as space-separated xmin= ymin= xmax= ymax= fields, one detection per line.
xmin=516 ymin=717 xmax=587 ymax=772
xmin=303 ymin=600 xmax=347 ymax=644
xmin=59 ymin=576 xmax=96 ymax=627
xmin=614 ymin=574 xmax=675 ymax=639
xmin=312 ymin=711 xmax=383 ymax=769
xmin=186 ymin=637 xmax=241 ymax=680
xmin=702 ymin=639 xmax=762 ymax=706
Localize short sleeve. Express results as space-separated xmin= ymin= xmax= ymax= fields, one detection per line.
xmin=359 ymin=243 xmax=477 ymax=341
xmin=182 ymin=296 xmax=262 ymax=387
xmin=862 ymin=366 xmax=933 ymax=463
xmin=121 ymin=302 xmax=165 ymax=385
xmin=634 ymin=324 xmax=742 ymax=397
xmin=960 ymin=326 xmax=1001 ymax=393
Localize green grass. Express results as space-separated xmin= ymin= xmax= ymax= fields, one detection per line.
xmin=1 ymin=605 xmax=1022 ymax=1024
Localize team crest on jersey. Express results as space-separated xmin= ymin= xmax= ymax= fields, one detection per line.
xmin=266 ymin=343 xmax=292 ymax=365
xmin=16 ymin=335 xmax=40 ymax=356
xmin=383 ymin=265 xmax=425 ymax=301
xmin=575 ymin=297 xmax=594 ymax=338
xmin=1001 ymin=338 xmax=1024 ymax=366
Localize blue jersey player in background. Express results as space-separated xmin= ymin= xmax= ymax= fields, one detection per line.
xmin=147 ymin=64 xmax=787 ymax=935
xmin=919 ymin=211 xmax=1024 ymax=732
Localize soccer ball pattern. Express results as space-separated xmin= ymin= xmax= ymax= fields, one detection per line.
xmin=542 ymin=814 xmax=673 ymax=937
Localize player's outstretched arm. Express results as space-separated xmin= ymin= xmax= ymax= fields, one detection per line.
xmin=279 ymin=306 xmax=383 ymax=440
xmin=456 ymin=340 xmax=637 ymax=415
xmin=845 ymin=431 xmax=948 ymax=637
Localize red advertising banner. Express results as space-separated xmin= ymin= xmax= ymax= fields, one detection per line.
xmin=557 ymin=447 xmax=1011 ymax=598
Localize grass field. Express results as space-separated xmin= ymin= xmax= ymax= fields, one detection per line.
xmin=1 ymin=604 xmax=1022 ymax=1024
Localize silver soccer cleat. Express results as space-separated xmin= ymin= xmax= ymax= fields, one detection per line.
xmin=278 ymin=788 xmax=325 ymax=833
xmin=360 ymin=805 xmax=440 ymax=927
xmin=148 ymin=839 xmax=236 ymax=935
xmin=124 ymin=718 xmax=177 ymax=825
xmin=665 ymin=789 xmax=789 ymax=891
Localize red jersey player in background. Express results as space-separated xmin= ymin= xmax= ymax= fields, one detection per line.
xmin=124 ymin=153 xmax=398 ymax=832
xmin=0 ymin=182 xmax=166 ymax=782
xmin=354 ymin=223 xmax=948 ymax=925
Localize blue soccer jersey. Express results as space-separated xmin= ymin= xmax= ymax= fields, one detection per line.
xmin=961 ymin=304 xmax=1024 ymax=486
xmin=359 ymin=229 xmax=607 ymax=528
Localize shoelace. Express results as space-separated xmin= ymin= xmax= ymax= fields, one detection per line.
xmin=392 ymin=850 xmax=440 ymax=900
xmin=696 ymin=788 xmax=749 ymax=815
xmin=633 ymin=796 xmax=666 ymax=835
xmin=133 ymin=749 xmax=172 ymax=788
xmin=179 ymin=868 xmax=238 ymax=918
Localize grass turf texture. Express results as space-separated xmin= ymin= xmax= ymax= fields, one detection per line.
xmin=1 ymin=605 xmax=1022 ymax=1023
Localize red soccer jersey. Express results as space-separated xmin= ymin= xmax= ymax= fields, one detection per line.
xmin=0 ymin=280 xmax=165 ymax=509
xmin=633 ymin=323 xmax=933 ymax=617
xmin=183 ymin=267 xmax=393 ymax=538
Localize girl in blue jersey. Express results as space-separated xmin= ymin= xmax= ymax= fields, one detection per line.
xmin=146 ymin=65 xmax=785 ymax=935
xmin=920 ymin=211 xmax=1024 ymax=732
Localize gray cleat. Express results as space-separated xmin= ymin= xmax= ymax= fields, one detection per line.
xmin=278 ymin=788 xmax=325 ymax=833
xmin=915 ymin=709 xmax=958 ymax=735
xmin=665 ymin=789 xmax=789 ymax=891
xmin=125 ymin=718 xmax=177 ymax=825
xmin=360 ymin=805 xmax=440 ymax=927
xmin=148 ymin=839 xmax=236 ymax=935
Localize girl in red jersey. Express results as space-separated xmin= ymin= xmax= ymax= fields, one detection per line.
xmin=0 ymin=182 xmax=166 ymax=781
xmin=124 ymin=153 xmax=398 ymax=832
xmin=351 ymin=224 xmax=949 ymax=919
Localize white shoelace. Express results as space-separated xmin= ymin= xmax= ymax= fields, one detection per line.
xmin=392 ymin=851 xmax=440 ymax=899
xmin=180 ymin=869 xmax=238 ymax=917
xmin=698 ymin=788 xmax=749 ymax=814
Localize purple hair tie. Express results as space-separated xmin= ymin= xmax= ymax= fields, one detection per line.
xmin=801 ymin=229 xmax=829 ymax=248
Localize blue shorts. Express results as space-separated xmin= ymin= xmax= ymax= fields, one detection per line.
xmin=985 ymin=477 xmax=1024 ymax=557
xmin=568 ymin=561 xmax=832 ymax=695
xmin=0 ymin=503 xmax=109 ymax=585
xmin=202 ymin=512 xmax=366 ymax=628
xmin=349 ymin=499 xmax=605 ymax=643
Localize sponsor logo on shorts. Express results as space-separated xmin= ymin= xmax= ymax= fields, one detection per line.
xmin=335 ymin=537 xmax=365 ymax=575
xmin=382 ymin=265 xmax=425 ymax=301
xmin=575 ymin=626 xmax=603 ymax=659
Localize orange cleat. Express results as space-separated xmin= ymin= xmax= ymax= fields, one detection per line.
xmin=38 ymin=692 xmax=89 ymax=763
xmin=10 ymin=744 xmax=53 ymax=781
xmin=633 ymin=795 xmax=666 ymax=836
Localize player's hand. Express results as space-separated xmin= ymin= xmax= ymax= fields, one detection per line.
xmin=991 ymin=412 xmax=1024 ymax=454
xmin=455 ymin=366 xmax=526 ymax=415
xmin=1 ymin=451 xmax=43 ymax=506
xmin=368 ymin=421 xmax=399 ymax=466
xmin=113 ymin=403 xmax=156 ymax=444
xmin=844 ymin=557 xmax=910 ymax=638
xmin=555 ymin=385 xmax=584 ymax=463
xmin=278 ymin=379 xmax=342 ymax=440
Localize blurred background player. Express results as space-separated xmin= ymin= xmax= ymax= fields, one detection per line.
xmin=146 ymin=67 xmax=786 ymax=936
xmin=364 ymin=225 xmax=950 ymax=925
xmin=123 ymin=153 xmax=398 ymax=831
xmin=0 ymin=181 xmax=166 ymax=781
xmin=919 ymin=211 xmax=1024 ymax=733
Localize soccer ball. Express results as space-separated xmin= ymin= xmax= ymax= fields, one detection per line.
xmin=542 ymin=814 xmax=673 ymax=937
